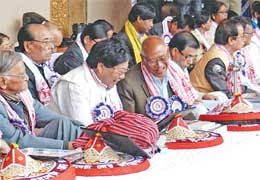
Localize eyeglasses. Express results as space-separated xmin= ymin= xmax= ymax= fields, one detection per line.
xmin=142 ymin=54 xmax=169 ymax=66
xmin=179 ymin=50 xmax=198 ymax=61
xmin=112 ymin=67 xmax=129 ymax=76
xmin=231 ymin=34 xmax=245 ymax=40
xmin=216 ymin=11 xmax=228 ymax=14
xmin=31 ymin=39 xmax=54 ymax=47
xmin=243 ymin=32 xmax=254 ymax=36
xmin=3 ymin=73 xmax=28 ymax=80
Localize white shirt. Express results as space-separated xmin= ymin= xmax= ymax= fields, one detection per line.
xmin=49 ymin=63 xmax=123 ymax=126
xmin=207 ymin=21 xmax=218 ymax=47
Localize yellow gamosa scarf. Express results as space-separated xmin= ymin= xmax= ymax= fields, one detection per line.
xmin=125 ymin=20 xmax=147 ymax=64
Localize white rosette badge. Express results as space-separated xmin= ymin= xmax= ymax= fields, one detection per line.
xmin=168 ymin=95 xmax=188 ymax=114
xmin=145 ymin=96 xmax=170 ymax=120
xmin=93 ymin=102 xmax=114 ymax=122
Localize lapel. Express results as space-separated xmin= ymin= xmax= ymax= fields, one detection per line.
xmin=135 ymin=64 xmax=150 ymax=98
xmin=141 ymin=83 xmax=150 ymax=98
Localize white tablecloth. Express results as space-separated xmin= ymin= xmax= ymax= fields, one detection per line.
xmin=76 ymin=126 xmax=260 ymax=180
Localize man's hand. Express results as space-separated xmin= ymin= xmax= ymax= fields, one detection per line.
xmin=202 ymin=94 xmax=218 ymax=100
xmin=194 ymin=99 xmax=202 ymax=104
xmin=68 ymin=142 xmax=75 ymax=150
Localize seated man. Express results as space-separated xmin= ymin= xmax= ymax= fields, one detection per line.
xmin=117 ymin=35 xmax=216 ymax=120
xmin=232 ymin=16 xmax=260 ymax=93
xmin=0 ymin=50 xmax=82 ymax=149
xmin=49 ymin=38 xmax=129 ymax=126
xmin=150 ymin=14 xmax=194 ymax=45
xmin=54 ymin=19 xmax=113 ymax=75
xmin=190 ymin=18 xmax=253 ymax=97
xmin=168 ymin=31 xmax=224 ymax=114
xmin=16 ymin=23 xmax=59 ymax=105
xmin=116 ymin=2 xmax=156 ymax=67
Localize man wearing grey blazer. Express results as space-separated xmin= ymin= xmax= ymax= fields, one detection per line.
xmin=117 ymin=36 xmax=174 ymax=117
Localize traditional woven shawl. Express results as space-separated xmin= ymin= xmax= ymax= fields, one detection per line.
xmin=168 ymin=61 xmax=199 ymax=105
xmin=125 ymin=20 xmax=147 ymax=64
xmin=72 ymin=110 xmax=159 ymax=150
xmin=216 ymin=45 xmax=242 ymax=94
xmin=0 ymin=90 xmax=36 ymax=135
xmin=241 ymin=48 xmax=257 ymax=85
xmin=21 ymin=53 xmax=52 ymax=105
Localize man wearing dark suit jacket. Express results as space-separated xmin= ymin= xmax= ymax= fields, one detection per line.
xmin=116 ymin=2 xmax=156 ymax=68
xmin=117 ymin=36 xmax=173 ymax=116
xmin=54 ymin=20 xmax=113 ymax=75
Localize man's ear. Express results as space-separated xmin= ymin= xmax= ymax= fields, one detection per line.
xmin=0 ymin=76 xmax=7 ymax=90
xmin=136 ymin=16 xmax=142 ymax=23
xmin=83 ymin=36 xmax=90 ymax=45
xmin=227 ymin=36 xmax=235 ymax=46
xmin=23 ymin=41 xmax=33 ymax=54
xmin=201 ymin=23 xmax=206 ymax=29
xmin=211 ymin=14 xmax=216 ymax=21
xmin=169 ymin=47 xmax=178 ymax=58
xmin=96 ymin=62 xmax=105 ymax=74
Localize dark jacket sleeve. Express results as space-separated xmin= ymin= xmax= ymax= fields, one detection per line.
xmin=205 ymin=58 xmax=228 ymax=93
xmin=148 ymin=23 xmax=163 ymax=36
xmin=117 ymin=79 xmax=136 ymax=113
xmin=205 ymin=58 xmax=252 ymax=97
xmin=54 ymin=43 xmax=84 ymax=75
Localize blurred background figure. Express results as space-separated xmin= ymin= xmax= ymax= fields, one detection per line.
xmin=0 ymin=33 xmax=12 ymax=50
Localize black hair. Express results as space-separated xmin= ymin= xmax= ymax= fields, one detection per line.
xmin=168 ymin=31 xmax=199 ymax=51
xmin=171 ymin=14 xmax=194 ymax=30
xmin=0 ymin=33 xmax=9 ymax=46
xmin=128 ymin=2 xmax=156 ymax=22
xmin=160 ymin=1 xmax=179 ymax=20
xmin=16 ymin=24 xmax=34 ymax=52
xmin=22 ymin=12 xmax=48 ymax=26
xmin=252 ymin=1 xmax=260 ymax=15
xmin=214 ymin=19 xmax=241 ymax=45
xmin=87 ymin=38 xmax=129 ymax=68
xmin=80 ymin=20 xmax=112 ymax=45
xmin=93 ymin=19 xmax=114 ymax=34
xmin=204 ymin=0 xmax=226 ymax=19
xmin=194 ymin=10 xmax=210 ymax=28
xmin=230 ymin=16 xmax=251 ymax=30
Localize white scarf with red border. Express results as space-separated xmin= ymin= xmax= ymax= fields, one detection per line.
xmin=141 ymin=61 xmax=198 ymax=105
xmin=21 ymin=53 xmax=57 ymax=105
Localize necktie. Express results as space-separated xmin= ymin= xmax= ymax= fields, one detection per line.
xmin=37 ymin=64 xmax=50 ymax=87
xmin=242 ymin=0 xmax=251 ymax=17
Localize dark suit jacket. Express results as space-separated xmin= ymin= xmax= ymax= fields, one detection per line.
xmin=25 ymin=64 xmax=40 ymax=102
xmin=116 ymin=28 xmax=136 ymax=68
xmin=117 ymin=63 xmax=174 ymax=116
xmin=148 ymin=22 xmax=163 ymax=36
xmin=54 ymin=42 xmax=84 ymax=75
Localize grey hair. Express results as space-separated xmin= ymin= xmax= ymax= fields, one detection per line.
xmin=0 ymin=50 xmax=22 ymax=75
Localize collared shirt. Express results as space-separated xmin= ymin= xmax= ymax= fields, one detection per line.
xmin=151 ymin=74 xmax=169 ymax=99
xmin=252 ymin=18 xmax=258 ymax=29
xmin=49 ymin=64 xmax=123 ymax=126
